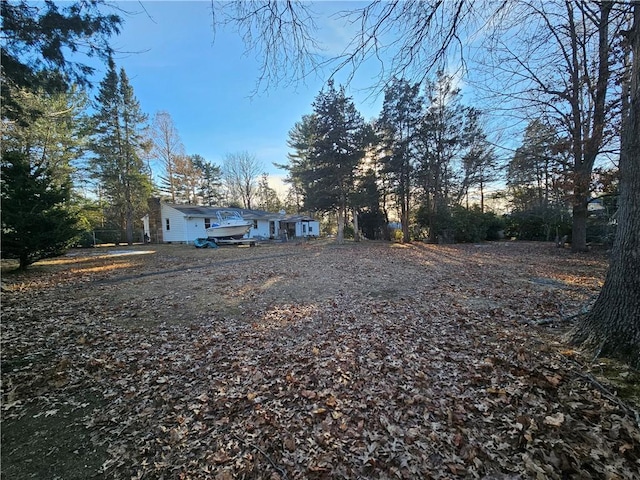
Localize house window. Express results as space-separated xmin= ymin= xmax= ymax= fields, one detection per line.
xmin=309 ymin=225 xmax=313 ymax=233
xmin=204 ymin=218 xmax=211 ymax=229
xmin=165 ymin=218 xmax=170 ymax=231
xmin=253 ymin=220 xmax=258 ymax=229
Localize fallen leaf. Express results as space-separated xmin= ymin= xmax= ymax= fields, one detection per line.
xmin=544 ymin=413 xmax=565 ymax=427
xmin=301 ymin=390 xmax=317 ymax=399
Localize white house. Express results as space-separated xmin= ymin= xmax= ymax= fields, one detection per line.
xmin=146 ymin=201 xmax=320 ymax=244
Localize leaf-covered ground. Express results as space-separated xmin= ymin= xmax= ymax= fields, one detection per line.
xmin=2 ymin=240 xmax=639 ymax=479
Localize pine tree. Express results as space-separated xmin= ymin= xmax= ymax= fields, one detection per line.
xmin=91 ymin=59 xmax=152 ymax=244
xmin=191 ymin=154 xmax=223 ymax=206
xmin=1 ymin=1 xmax=120 ymax=122
xmin=1 ymin=85 xmax=88 ymax=269
xmin=283 ymin=83 xmax=366 ymax=241
xmin=506 ymin=119 xmax=571 ymax=240
xmin=282 ymin=114 xmax=317 ymax=212
xmin=353 ymin=168 xmax=386 ymax=240
xmin=1 ymin=1 xmax=119 ymax=269
xmin=1 ymin=152 xmax=81 ymax=270
xmin=457 ymin=109 xmax=499 ymax=212
xmin=507 ymin=120 xmax=569 ymax=212
xmin=308 ymin=81 xmax=366 ymax=242
xmin=377 ymin=78 xmax=423 ymax=242
xmin=256 ymin=173 xmax=283 ymax=212
xmin=416 ymin=73 xmax=476 ymax=242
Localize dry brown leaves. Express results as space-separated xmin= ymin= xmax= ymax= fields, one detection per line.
xmin=2 ymin=241 xmax=639 ymax=479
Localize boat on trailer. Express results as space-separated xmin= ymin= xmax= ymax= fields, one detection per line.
xmin=206 ymin=211 xmax=252 ymax=240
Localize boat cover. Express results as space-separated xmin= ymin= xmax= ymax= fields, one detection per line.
xmin=194 ymin=238 xmax=218 ymax=248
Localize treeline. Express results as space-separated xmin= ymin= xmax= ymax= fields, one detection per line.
xmin=1 ymin=1 xmax=620 ymax=270
xmin=281 ymin=77 xmax=618 ymax=244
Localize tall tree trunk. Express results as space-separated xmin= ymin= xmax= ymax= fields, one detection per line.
xmin=126 ymin=207 xmax=134 ymax=245
xmin=571 ymin=4 xmax=640 ymax=368
xmin=336 ymin=208 xmax=345 ymax=244
xmin=353 ymin=207 xmax=360 ymax=242
xmin=571 ymin=189 xmax=589 ymax=251
xmin=19 ymin=251 xmax=29 ymax=271
xmin=381 ymin=204 xmax=391 ymax=241
xmin=401 ymin=201 xmax=410 ymax=243
xmin=570 ymin=1 xmax=612 ymax=252
xmin=428 ymin=195 xmax=437 ymax=243
xmin=400 ymin=167 xmax=411 ymax=243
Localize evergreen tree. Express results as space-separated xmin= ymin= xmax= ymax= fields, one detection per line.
xmin=507 ymin=120 xmax=569 ymax=212
xmin=284 ymin=83 xmax=367 ymax=240
xmin=191 ymin=154 xmax=223 ymax=206
xmin=91 ymin=59 xmax=152 ymax=244
xmin=457 ymin=109 xmax=499 ymax=212
xmin=377 ymin=78 xmax=423 ymax=242
xmin=415 ymin=73 xmax=478 ymax=242
xmin=1 ymin=86 xmax=87 ymax=269
xmin=1 ymin=1 xmax=119 ymax=268
xmin=1 ymin=0 xmax=121 ymax=122
xmin=307 ymin=81 xmax=366 ymax=242
xmin=353 ymin=168 xmax=386 ymax=240
xmin=282 ymin=114 xmax=317 ymax=212
xmin=1 ymin=152 xmax=81 ymax=270
xmin=173 ymin=154 xmax=201 ymax=204
xmin=506 ymin=119 xmax=571 ymax=240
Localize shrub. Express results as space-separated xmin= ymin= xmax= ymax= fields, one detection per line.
xmin=417 ymin=204 xmax=505 ymax=243
xmin=504 ymin=206 xmax=570 ymax=241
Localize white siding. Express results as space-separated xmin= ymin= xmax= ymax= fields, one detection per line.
xmin=298 ymin=221 xmax=320 ymax=237
xmin=307 ymin=221 xmax=320 ymax=236
xmin=185 ymin=217 xmax=210 ymax=242
xmin=251 ymin=220 xmax=272 ymax=239
xmin=161 ymin=205 xmax=188 ymax=242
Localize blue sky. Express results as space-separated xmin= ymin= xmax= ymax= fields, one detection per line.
xmin=104 ymin=1 xmax=385 ymax=191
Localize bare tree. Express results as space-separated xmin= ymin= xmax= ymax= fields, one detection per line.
xmin=222 ymin=151 xmax=262 ymax=209
xmin=150 ymin=111 xmax=183 ymax=203
xmin=478 ymin=1 xmax=629 ymax=252
xmin=571 ymin=3 xmax=640 ymax=369
xmin=211 ymin=1 xmax=322 ymax=94
xmin=214 ymin=1 xmax=486 ymax=96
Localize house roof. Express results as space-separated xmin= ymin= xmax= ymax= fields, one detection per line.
xmin=164 ymin=204 xmax=316 ymax=222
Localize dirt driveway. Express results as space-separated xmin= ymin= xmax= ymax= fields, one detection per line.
xmin=2 ymin=240 xmax=638 ymax=479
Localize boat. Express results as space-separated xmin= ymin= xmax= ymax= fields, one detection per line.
xmin=206 ymin=211 xmax=252 ymax=240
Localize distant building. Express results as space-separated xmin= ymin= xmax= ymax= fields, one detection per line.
xmin=144 ymin=199 xmax=319 ymax=244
